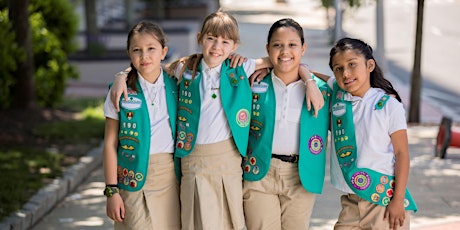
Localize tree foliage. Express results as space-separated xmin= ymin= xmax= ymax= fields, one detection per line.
xmin=0 ymin=0 xmax=79 ymax=109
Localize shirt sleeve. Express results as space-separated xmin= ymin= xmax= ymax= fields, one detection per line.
xmin=243 ymin=58 xmax=256 ymax=77
xmin=327 ymin=77 xmax=336 ymax=89
xmin=103 ymin=91 xmax=119 ymax=120
xmin=387 ymin=98 xmax=407 ymax=135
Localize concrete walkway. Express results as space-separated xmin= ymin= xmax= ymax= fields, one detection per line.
xmin=2 ymin=0 xmax=460 ymax=229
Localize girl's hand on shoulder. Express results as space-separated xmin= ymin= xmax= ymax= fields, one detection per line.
xmin=111 ymin=70 xmax=129 ymax=112
xmin=228 ymin=53 xmax=247 ymax=68
xmin=106 ymin=193 xmax=125 ymax=222
xmin=384 ymin=198 xmax=406 ymax=230
xmin=248 ymin=68 xmax=269 ymax=87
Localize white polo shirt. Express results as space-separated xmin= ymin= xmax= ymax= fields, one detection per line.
xmin=195 ymin=59 xmax=256 ymax=144
xmin=327 ymin=78 xmax=407 ymax=193
xmin=104 ymin=70 xmax=175 ymax=154
xmin=271 ymin=72 xmax=305 ymax=155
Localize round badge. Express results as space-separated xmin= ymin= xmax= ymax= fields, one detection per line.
xmin=244 ymin=164 xmax=251 ymax=173
xmin=184 ymin=142 xmax=192 ymax=151
xmin=390 ymin=180 xmax=395 ymax=188
xmin=386 ymin=188 xmax=394 ymax=198
xmin=376 ymin=184 xmax=385 ymax=194
xmin=243 ymin=156 xmax=248 ymax=163
xmin=382 ymin=197 xmax=390 ymax=206
xmin=371 ymin=193 xmax=380 ymax=202
xmin=123 ymin=177 xmax=130 ymax=185
xmin=236 ymin=109 xmax=250 ymax=127
xmin=176 ymin=141 xmax=184 ymax=149
xmin=308 ymin=135 xmax=323 ymax=155
xmin=178 ymin=131 xmax=186 ymax=140
xmin=129 ymin=179 xmax=137 ymax=188
xmin=186 ymin=133 xmax=194 ymax=142
xmin=380 ymin=176 xmax=388 ymax=184
xmin=252 ymin=166 xmax=260 ymax=175
xmin=128 ymin=170 xmax=135 ymax=178
xmin=123 ymin=168 xmax=128 ymax=176
xmin=351 ymin=171 xmax=371 ymax=190
xmin=249 ymin=157 xmax=256 ymax=165
xmin=135 ymin=173 xmax=144 ymax=181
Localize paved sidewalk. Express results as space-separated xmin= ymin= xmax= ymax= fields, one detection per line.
xmin=3 ymin=0 xmax=460 ymax=229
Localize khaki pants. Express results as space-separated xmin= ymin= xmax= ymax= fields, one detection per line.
xmin=334 ymin=194 xmax=411 ymax=230
xmin=115 ymin=153 xmax=180 ymax=230
xmin=180 ymin=139 xmax=245 ymax=230
xmin=243 ymin=158 xmax=316 ymax=230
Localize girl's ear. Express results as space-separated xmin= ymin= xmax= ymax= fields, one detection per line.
xmin=301 ymin=42 xmax=307 ymax=56
xmin=161 ymin=46 xmax=169 ymax=61
xmin=196 ymin=32 xmax=202 ymax=45
xmin=367 ymin=59 xmax=376 ymax=72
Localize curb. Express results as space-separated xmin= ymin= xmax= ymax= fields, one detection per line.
xmin=0 ymin=142 xmax=104 ymax=230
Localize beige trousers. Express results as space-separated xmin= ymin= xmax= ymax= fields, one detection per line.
xmin=334 ymin=194 xmax=411 ymax=230
xmin=243 ymin=158 xmax=316 ymax=230
xmin=180 ymin=139 xmax=246 ymax=230
xmin=115 ymin=153 xmax=180 ymax=230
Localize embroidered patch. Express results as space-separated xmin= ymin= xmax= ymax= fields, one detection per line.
xmin=308 ymin=135 xmax=323 ymax=154
xmin=236 ymin=109 xmax=250 ymax=127
xmin=376 ymin=184 xmax=385 ymax=194
xmin=332 ymin=102 xmax=346 ymax=117
xmin=351 ymin=171 xmax=371 ymax=190
xmin=129 ymin=179 xmax=137 ymax=188
xmin=382 ymin=197 xmax=390 ymax=206
xmin=252 ymin=166 xmax=260 ymax=175
xmin=386 ymin=188 xmax=394 ymax=198
xmin=176 ymin=141 xmax=184 ymax=149
xmin=249 ymin=157 xmax=256 ymax=165
xmin=371 ymin=193 xmax=380 ymax=202
xmin=251 ymin=82 xmax=269 ymax=93
xmin=380 ymin=176 xmax=389 ymax=184
xmin=178 ymin=131 xmax=186 ymax=140
xmin=135 ymin=173 xmax=144 ymax=181
xmin=126 ymin=112 xmax=134 ymax=120
xmin=404 ymin=199 xmax=410 ymax=208
xmin=121 ymin=97 xmax=142 ymax=110
xmin=186 ymin=133 xmax=194 ymax=142
xmin=244 ymin=164 xmax=251 ymax=173
xmin=184 ymin=142 xmax=192 ymax=151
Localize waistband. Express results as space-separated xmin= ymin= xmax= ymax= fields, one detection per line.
xmin=272 ymin=154 xmax=298 ymax=163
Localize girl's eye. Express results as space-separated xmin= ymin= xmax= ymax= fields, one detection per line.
xmin=132 ymin=48 xmax=140 ymax=52
xmin=289 ymin=43 xmax=297 ymax=47
xmin=349 ymin=63 xmax=356 ymax=67
xmin=334 ymin=67 xmax=343 ymax=73
xmin=272 ymin=43 xmax=280 ymax=47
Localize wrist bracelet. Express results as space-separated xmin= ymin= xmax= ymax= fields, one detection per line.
xmin=106 ymin=184 xmax=118 ymax=188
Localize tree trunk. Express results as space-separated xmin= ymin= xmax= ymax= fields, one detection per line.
xmin=85 ymin=0 xmax=104 ymax=55
xmin=408 ymin=0 xmax=425 ymax=123
xmin=8 ymin=0 xmax=36 ymax=109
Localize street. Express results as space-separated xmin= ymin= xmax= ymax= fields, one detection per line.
xmin=343 ymin=0 xmax=460 ymax=121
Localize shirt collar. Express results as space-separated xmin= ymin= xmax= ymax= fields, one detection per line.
xmin=201 ymin=59 xmax=222 ymax=76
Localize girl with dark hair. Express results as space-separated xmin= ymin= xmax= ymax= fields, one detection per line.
xmin=323 ymin=37 xmax=417 ymax=229
xmin=242 ymin=18 xmax=330 ymax=229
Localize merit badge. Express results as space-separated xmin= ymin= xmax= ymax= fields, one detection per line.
xmin=380 ymin=176 xmax=389 ymax=184
xmin=351 ymin=171 xmax=371 ymax=190
xmin=252 ymin=166 xmax=260 ymax=175
xmin=236 ymin=109 xmax=250 ymax=127
xmin=244 ymin=164 xmax=251 ymax=173
xmin=121 ymin=97 xmax=142 ymax=110
xmin=371 ymin=193 xmax=380 ymax=202
xmin=135 ymin=173 xmax=144 ymax=181
xmin=332 ymin=102 xmax=346 ymax=117
xmin=376 ymin=184 xmax=385 ymax=194
xmin=382 ymin=197 xmax=390 ymax=206
xmin=308 ymin=135 xmax=323 ymax=155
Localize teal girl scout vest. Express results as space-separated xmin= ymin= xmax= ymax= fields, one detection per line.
xmin=175 ymin=59 xmax=252 ymax=158
xmin=331 ymin=82 xmax=417 ymax=211
xmin=242 ymin=74 xmax=331 ymax=194
xmin=116 ymin=74 xmax=178 ymax=192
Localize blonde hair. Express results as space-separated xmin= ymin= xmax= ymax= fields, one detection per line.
xmin=169 ymin=10 xmax=239 ymax=82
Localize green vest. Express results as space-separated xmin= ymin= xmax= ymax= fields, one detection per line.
xmin=242 ymin=74 xmax=331 ymax=194
xmin=331 ymin=82 xmax=417 ymax=211
xmin=117 ymin=74 xmax=178 ymax=191
xmin=175 ymin=59 xmax=252 ymax=157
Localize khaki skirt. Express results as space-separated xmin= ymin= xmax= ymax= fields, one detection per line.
xmin=116 ymin=153 xmax=180 ymax=230
xmin=180 ymin=139 xmax=245 ymax=230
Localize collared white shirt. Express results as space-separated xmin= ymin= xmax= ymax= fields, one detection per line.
xmin=271 ymin=72 xmax=305 ymax=155
xmin=327 ymin=78 xmax=407 ymax=193
xmin=104 ymin=70 xmax=174 ymax=154
xmin=196 ymin=59 xmax=256 ymax=144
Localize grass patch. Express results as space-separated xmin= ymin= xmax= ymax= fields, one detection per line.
xmin=0 ymin=98 xmax=106 ymax=221
xmin=0 ymin=148 xmax=62 ymax=221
